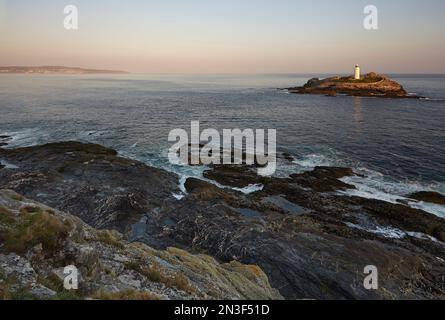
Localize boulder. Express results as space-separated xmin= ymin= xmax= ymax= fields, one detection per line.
xmin=408 ymin=191 xmax=445 ymax=205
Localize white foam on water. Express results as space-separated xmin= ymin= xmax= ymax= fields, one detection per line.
xmin=292 ymin=153 xmax=334 ymax=170
xmin=346 ymin=222 xmax=406 ymax=239
xmin=286 ymin=152 xmax=445 ymax=219
xmin=175 ymin=173 xmax=264 ymax=196
xmin=346 ymin=222 xmax=442 ymax=243
xmin=406 ymin=232 xmax=440 ymax=243
xmin=1 ymin=128 xmax=48 ymax=148
xmin=409 ymin=201 xmax=445 ymax=218
xmin=172 ymin=192 xmax=185 ymax=201
xmin=339 ymin=171 xmax=445 ymax=218
xmin=119 ymin=146 xmax=445 ymax=217
xmin=178 ymin=175 xmax=188 ymax=194
xmin=124 ymin=146 xmax=266 ymax=196
xmin=232 ymin=184 xmax=264 ymax=194
xmin=0 ymin=160 xmax=19 ymax=169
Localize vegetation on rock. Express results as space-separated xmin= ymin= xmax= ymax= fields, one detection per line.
xmin=0 ymin=189 xmax=282 ymax=300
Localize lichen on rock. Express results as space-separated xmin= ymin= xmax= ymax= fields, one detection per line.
xmin=0 ymin=189 xmax=282 ymax=300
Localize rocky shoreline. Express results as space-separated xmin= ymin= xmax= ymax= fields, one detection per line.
xmin=1 ymin=141 xmax=445 ymax=299
xmin=0 ymin=190 xmax=281 ymax=300
xmin=286 ymin=73 xmax=421 ymax=98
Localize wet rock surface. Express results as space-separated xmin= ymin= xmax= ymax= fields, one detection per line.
xmin=1 ymin=142 xmax=444 ymax=300
xmin=408 ymin=191 xmax=445 ymax=205
xmin=0 ymin=136 xmax=11 ymax=148
xmin=0 ymin=142 xmax=179 ymax=232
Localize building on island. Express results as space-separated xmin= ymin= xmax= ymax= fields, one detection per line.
xmin=354 ymin=65 xmax=361 ymax=80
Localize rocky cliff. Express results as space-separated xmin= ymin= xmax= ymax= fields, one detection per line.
xmin=0 ymin=189 xmax=282 ymax=300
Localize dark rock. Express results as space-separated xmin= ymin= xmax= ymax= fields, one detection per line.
xmin=345 ymin=196 xmax=445 ymax=243
xmin=184 ymin=177 xmax=240 ymax=203
xmin=0 ymin=141 xmax=179 ymax=232
xmin=177 ymin=143 xmax=269 ymax=167
xmin=289 ymin=166 xmax=356 ymax=192
xmin=282 ymin=153 xmax=295 ymax=162
xmin=0 ymin=135 xmax=11 ymax=148
xmin=408 ymin=191 xmax=445 ymax=205
xmin=203 ymin=165 xmax=262 ymax=188
xmin=1 ymin=141 xmax=444 ymax=300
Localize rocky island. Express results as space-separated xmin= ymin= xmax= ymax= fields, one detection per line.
xmin=287 ymin=70 xmax=420 ymax=98
xmin=1 ymin=140 xmax=444 ymax=300
xmin=0 ymin=66 xmax=128 ymax=75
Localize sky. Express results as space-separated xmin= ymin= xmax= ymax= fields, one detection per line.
xmin=0 ymin=0 xmax=444 ymax=73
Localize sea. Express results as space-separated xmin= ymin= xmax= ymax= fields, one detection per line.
xmin=0 ymin=73 xmax=444 ymax=217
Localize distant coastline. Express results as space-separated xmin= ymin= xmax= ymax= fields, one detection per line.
xmin=0 ymin=66 xmax=129 ymax=75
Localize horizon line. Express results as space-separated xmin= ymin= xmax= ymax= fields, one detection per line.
xmin=1 ymin=66 xmax=445 ymax=76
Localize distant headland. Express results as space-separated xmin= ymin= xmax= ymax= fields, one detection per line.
xmin=0 ymin=66 xmax=129 ymax=75
xmin=287 ymin=65 xmax=421 ymax=98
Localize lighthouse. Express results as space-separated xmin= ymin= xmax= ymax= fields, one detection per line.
xmin=354 ymin=65 xmax=361 ymax=80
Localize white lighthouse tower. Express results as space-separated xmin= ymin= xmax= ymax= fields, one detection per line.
xmin=354 ymin=64 xmax=361 ymax=80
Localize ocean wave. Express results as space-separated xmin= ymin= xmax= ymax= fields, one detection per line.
xmin=0 ymin=160 xmax=19 ymax=169
xmin=346 ymin=222 xmax=442 ymax=243
xmin=118 ymin=147 xmax=265 ymax=197
xmin=289 ymin=152 xmax=445 ymax=218
xmin=419 ymin=97 xmax=445 ymax=102
xmin=292 ymin=153 xmax=334 ymax=170
xmin=127 ymin=147 xmax=445 ymax=217
xmin=0 ymin=128 xmax=49 ymax=148
xmin=339 ymin=172 xmax=445 ymax=218
xmin=232 ymin=184 xmax=264 ymax=194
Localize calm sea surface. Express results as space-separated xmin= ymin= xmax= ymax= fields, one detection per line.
xmin=1 ymin=74 xmax=444 ymax=216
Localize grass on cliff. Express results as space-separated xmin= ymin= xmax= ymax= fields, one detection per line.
xmin=1 ymin=273 xmax=83 ymax=300
xmin=37 ymin=274 xmax=83 ymax=300
xmin=0 ymin=285 xmax=39 ymax=300
xmin=2 ymin=208 xmax=69 ymax=255
xmin=335 ymin=75 xmax=383 ymax=84
xmin=93 ymin=289 xmax=160 ymax=301
xmin=0 ymin=273 xmax=40 ymax=300
xmin=125 ymin=260 xmax=195 ymax=294
xmin=8 ymin=193 xmax=24 ymax=201
xmin=0 ymin=206 xmax=15 ymax=225
xmin=96 ymin=230 xmax=125 ymax=249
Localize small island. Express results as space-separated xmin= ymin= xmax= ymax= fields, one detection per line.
xmin=0 ymin=66 xmax=129 ymax=75
xmin=287 ymin=65 xmax=420 ymax=98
